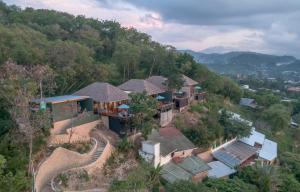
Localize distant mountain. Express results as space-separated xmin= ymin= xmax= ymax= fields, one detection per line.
xmin=181 ymin=50 xmax=300 ymax=79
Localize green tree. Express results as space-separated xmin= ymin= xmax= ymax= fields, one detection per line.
xmin=237 ymin=163 xmax=279 ymax=192
xmin=129 ymin=92 xmax=159 ymax=138
xmin=263 ymin=104 xmax=290 ymax=132
xmin=219 ymin=110 xmax=251 ymax=139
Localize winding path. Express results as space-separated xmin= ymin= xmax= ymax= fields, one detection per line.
xmin=35 ymin=125 xmax=114 ymax=192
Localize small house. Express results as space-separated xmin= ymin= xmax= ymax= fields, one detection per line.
xmin=239 ymin=98 xmax=257 ymax=108
xmin=73 ymin=82 xmax=130 ymax=136
xmin=119 ymin=79 xmax=173 ymax=127
xmin=240 ymin=128 xmax=277 ymax=164
xmin=139 ymin=127 xmax=210 ymax=183
xmin=180 ymin=75 xmax=198 ymax=101
xmin=139 ymin=127 xmax=197 ymax=166
xmin=31 ymin=95 xmax=95 ymax=135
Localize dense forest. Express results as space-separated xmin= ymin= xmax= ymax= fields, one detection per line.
xmin=1 ymin=1 xmax=300 ymax=192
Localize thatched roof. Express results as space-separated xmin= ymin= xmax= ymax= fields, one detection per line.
xmin=73 ymin=82 xmax=128 ymax=103
xmin=182 ymin=75 xmax=198 ymax=86
xmin=146 ymin=75 xmax=168 ymax=91
xmin=118 ymin=79 xmax=165 ymax=96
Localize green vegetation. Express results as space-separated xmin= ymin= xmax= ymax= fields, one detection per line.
xmin=129 ymin=92 xmax=159 ymax=138
xmin=0 ymin=1 xmax=300 ymax=192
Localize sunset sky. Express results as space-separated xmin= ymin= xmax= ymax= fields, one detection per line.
xmin=4 ymin=0 xmax=300 ymax=57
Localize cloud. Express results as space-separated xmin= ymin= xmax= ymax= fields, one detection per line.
xmin=4 ymin=0 xmax=300 ymax=57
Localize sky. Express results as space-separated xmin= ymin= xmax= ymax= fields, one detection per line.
xmin=4 ymin=0 xmax=300 ymax=57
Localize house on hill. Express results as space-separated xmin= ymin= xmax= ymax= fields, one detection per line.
xmin=146 ymin=75 xmax=205 ymax=112
xmin=73 ymin=82 xmax=130 ymax=136
xmin=119 ymin=79 xmax=173 ymax=127
xmin=239 ymin=98 xmax=257 ymax=108
xmin=31 ymin=95 xmax=96 ymax=135
xmin=139 ymin=127 xmax=210 ymax=183
xmin=240 ymin=128 xmax=277 ymax=164
xmin=118 ymin=79 xmax=165 ymax=96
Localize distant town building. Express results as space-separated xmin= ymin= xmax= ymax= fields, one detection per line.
xmin=239 ymin=98 xmax=257 ymax=108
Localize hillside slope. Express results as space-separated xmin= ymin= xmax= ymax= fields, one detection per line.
xmin=182 ymin=50 xmax=300 ymax=78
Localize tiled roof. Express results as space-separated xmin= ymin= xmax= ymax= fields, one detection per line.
xmin=147 ymin=127 xmax=195 ymax=156
xmin=118 ymin=79 xmax=165 ymax=96
xmin=182 ymin=75 xmax=198 ymax=86
xmin=73 ymin=82 xmax=128 ymax=103
xmin=146 ymin=76 xmax=168 ymax=91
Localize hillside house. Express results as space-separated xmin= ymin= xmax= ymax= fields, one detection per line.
xmin=119 ymin=79 xmax=173 ymax=127
xmin=73 ymin=82 xmax=130 ymax=136
xmin=139 ymin=127 xmax=210 ymax=183
xmin=239 ymin=98 xmax=257 ymax=108
xmin=240 ymin=128 xmax=277 ymax=164
xmin=31 ymin=95 xmax=96 ymax=135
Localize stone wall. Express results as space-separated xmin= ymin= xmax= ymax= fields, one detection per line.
xmin=49 ymin=120 xmax=100 ymax=145
xmin=35 ymin=143 xmax=98 ymax=192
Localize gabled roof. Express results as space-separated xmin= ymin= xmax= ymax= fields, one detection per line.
xmin=161 ymin=156 xmax=210 ymax=183
xmin=146 ymin=76 xmax=168 ymax=91
xmin=32 ymin=95 xmax=90 ymax=104
xmin=259 ymin=139 xmax=277 ymax=161
xmin=240 ymin=98 xmax=256 ymax=107
xmin=161 ymin=161 xmax=192 ymax=183
xmin=208 ymin=161 xmax=236 ymax=178
xmin=73 ymin=82 xmax=128 ymax=103
xmin=240 ymin=128 xmax=265 ymax=146
xmin=212 ymin=141 xmax=258 ymax=168
xmin=177 ymin=156 xmax=211 ymax=175
xmin=118 ymin=79 xmax=165 ymax=96
xmin=147 ymin=127 xmax=195 ymax=156
xmin=182 ymin=75 xmax=198 ymax=86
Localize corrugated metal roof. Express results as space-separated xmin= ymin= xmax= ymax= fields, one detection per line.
xmin=32 ymin=95 xmax=90 ymax=104
xmin=118 ymin=79 xmax=165 ymax=96
xmin=73 ymin=82 xmax=128 ymax=103
xmin=147 ymin=127 xmax=195 ymax=156
xmin=240 ymin=98 xmax=256 ymax=106
xmin=213 ymin=141 xmax=258 ymax=168
xmin=240 ymin=128 xmax=265 ymax=146
xmin=208 ymin=161 xmax=236 ymax=178
xmin=177 ymin=156 xmax=211 ymax=175
xmin=161 ymin=162 xmax=192 ymax=183
xmin=213 ymin=149 xmax=241 ymax=168
xmin=259 ymin=139 xmax=277 ymax=161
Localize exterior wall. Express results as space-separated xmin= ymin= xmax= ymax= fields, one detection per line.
xmin=173 ymin=148 xmax=195 ymax=158
xmin=212 ymin=138 xmax=237 ymax=152
xmin=102 ymin=116 xmax=109 ymax=129
xmin=160 ymin=154 xmax=172 ymax=166
xmin=49 ymin=120 xmax=100 ymax=145
xmin=197 ymin=149 xmax=213 ymax=163
xmin=160 ymin=148 xmax=195 ymax=166
xmin=192 ymin=171 xmax=208 ymax=182
xmin=140 ymin=142 xmax=161 ymax=167
xmin=160 ymin=109 xmax=173 ymax=127
xmin=35 ymin=145 xmax=97 ymax=192
xmin=180 ymin=86 xmax=191 ymax=98
xmin=51 ymin=116 xmax=99 ymax=135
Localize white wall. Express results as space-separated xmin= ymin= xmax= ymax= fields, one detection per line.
xmin=160 ymin=110 xmax=173 ymax=127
